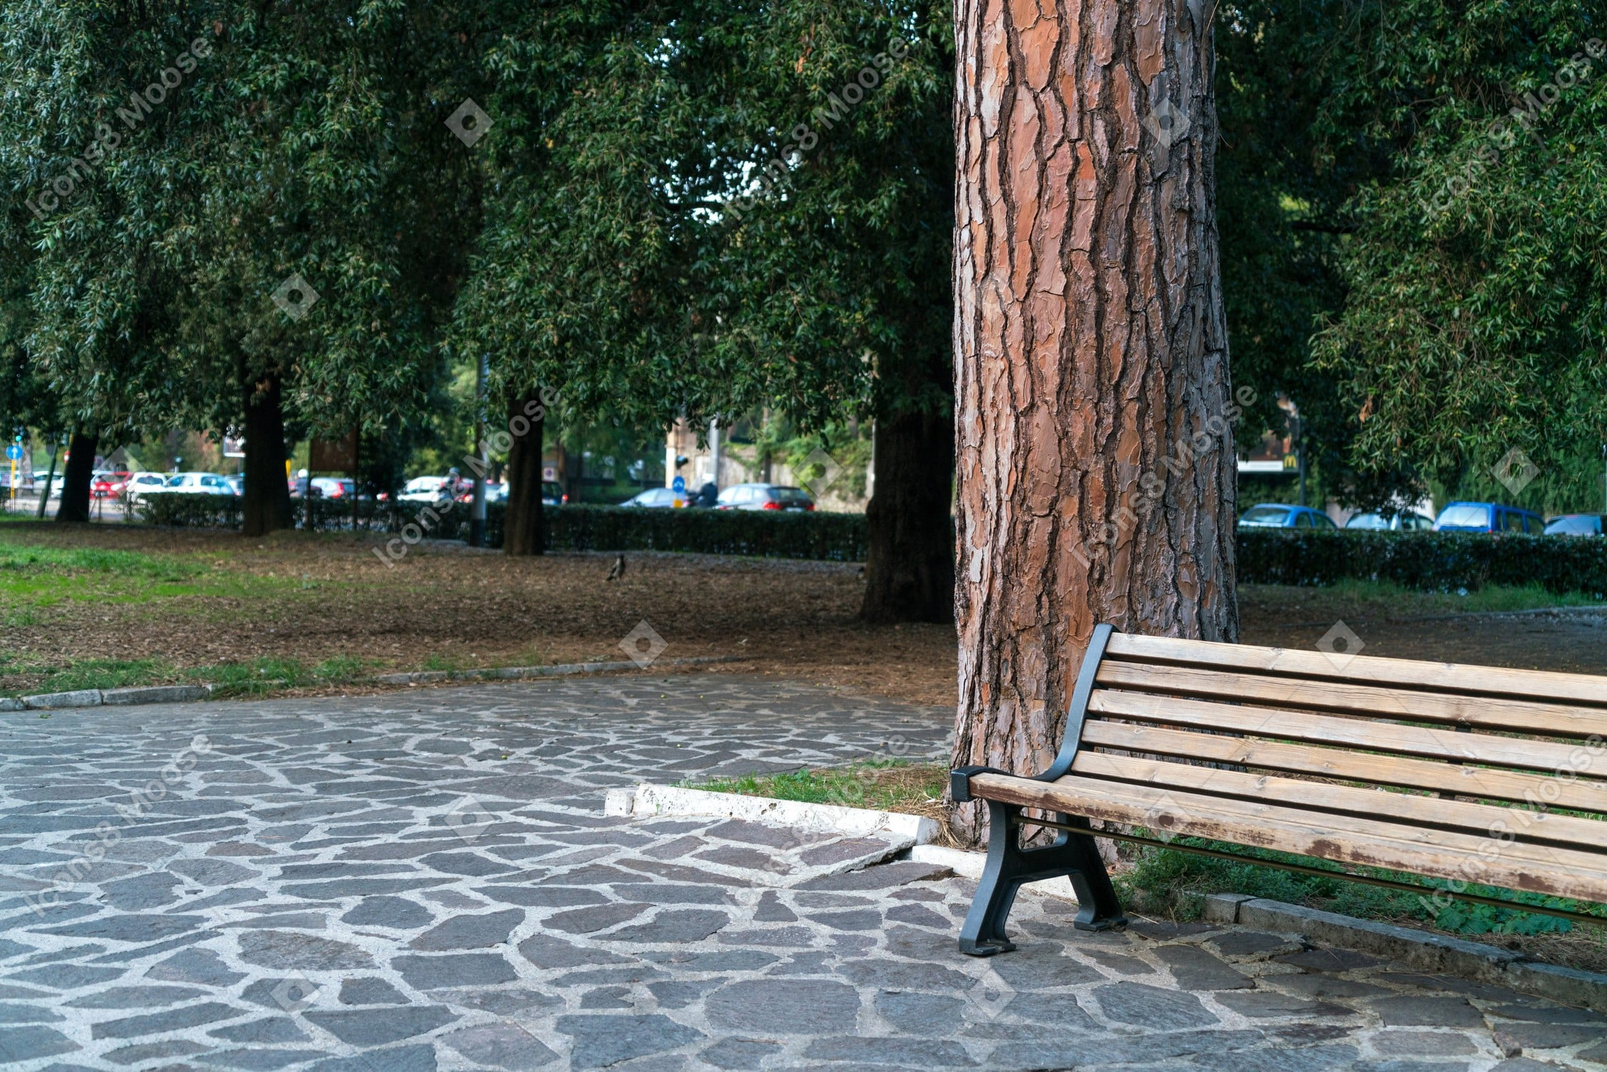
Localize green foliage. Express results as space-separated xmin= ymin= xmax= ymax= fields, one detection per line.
xmin=1239 ymin=529 xmax=1607 ymax=595
xmin=1306 ymin=1 xmax=1607 ymax=498
xmin=451 ymin=1 xmax=955 ymax=436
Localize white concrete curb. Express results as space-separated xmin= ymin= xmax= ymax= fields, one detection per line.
xmin=1209 ymin=892 xmax=1607 ymax=1013
xmin=2 ymin=655 xmax=748 ymax=713
xmin=7 ymin=685 xmax=215 ymax=711
xmin=605 ymin=784 xmax=940 ymax=845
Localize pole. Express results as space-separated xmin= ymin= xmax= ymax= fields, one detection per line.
xmin=469 ymin=353 xmax=488 ymax=546
xmin=708 ymin=417 xmax=720 ymax=499
xmin=351 ymin=429 xmax=361 ymax=532
xmin=1294 ymin=415 xmax=1307 ymax=508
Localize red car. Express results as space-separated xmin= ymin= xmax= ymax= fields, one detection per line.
xmin=91 ymin=471 xmax=132 ymax=498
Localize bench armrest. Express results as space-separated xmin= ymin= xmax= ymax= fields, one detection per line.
xmin=951 ymin=624 xmax=1117 ymax=800
xmin=1033 ymin=623 xmax=1115 ymax=782
xmin=950 ymin=766 xmax=1008 ymax=803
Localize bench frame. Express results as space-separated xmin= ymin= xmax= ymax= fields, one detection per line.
xmin=951 ymin=624 xmax=1126 ymax=955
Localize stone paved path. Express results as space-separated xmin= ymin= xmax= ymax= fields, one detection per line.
xmin=1 ymin=675 xmax=1604 ymax=1071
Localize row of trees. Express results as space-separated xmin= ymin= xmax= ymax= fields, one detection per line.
xmin=3 ymin=1 xmax=1604 ymax=625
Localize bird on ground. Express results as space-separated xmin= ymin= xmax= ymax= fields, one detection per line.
xmin=606 ymin=554 xmax=626 ymax=581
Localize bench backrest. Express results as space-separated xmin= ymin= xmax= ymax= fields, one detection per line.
xmin=1058 ymin=630 xmax=1607 ymax=900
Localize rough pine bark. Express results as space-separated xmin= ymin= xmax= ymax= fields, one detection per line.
xmin=951 ymin=0 xmax=1239 ymax=838
xmin=55 ymin=430 xmax=97 ymax=523
xmin=860 ymin=408 xmax=956 ymax=623
xmin=504 ymin=396 xmax=545 ymax=556
xmin=242 ymin=370 xmax=293 ymax=537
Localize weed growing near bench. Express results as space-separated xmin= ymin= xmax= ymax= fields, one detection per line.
xmin=1119 ymin=838 xmax=1607 ymax=969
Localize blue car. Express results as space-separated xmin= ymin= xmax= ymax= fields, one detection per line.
xmin=1237 ymin=503 xmax=1337 ymax=529
xmin=1544 ymin=514 xmax=1605 ymax=536
xmin=1432 ymin=501 xmax=1544 ymax=533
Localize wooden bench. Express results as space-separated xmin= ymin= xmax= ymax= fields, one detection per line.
xmin=951 ymin=624 xmax=1607 ymax=955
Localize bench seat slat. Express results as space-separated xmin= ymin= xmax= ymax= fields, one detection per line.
xmin=1070 ymin=751 xmax=1607 ymax=852
xmin=1080 ymin=720 xmax=1607 ymax=813
xmin=967 ymin=771 xmax=1607 ymax=903
xmin=1096 ymin=661 xmax=1607 ymax=739
xmin=1089 ymin=689 xmax=1604 ymax=775
xmin=1105 ymin=633 xmax=1607 ymax=707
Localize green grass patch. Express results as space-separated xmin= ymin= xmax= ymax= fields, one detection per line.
xmin=1118 ymin=837 xmax=1605 ymax=937
xmin=0 ymin=653 xmax=377 ymax=699
xmin=188 ymin=656 xmax=376 ymax=697
xmin=1324 ymin=578 xmax=1601 ymax=613
xmin=0 ymin=542 xmax=202 ymax=582
xmin=693 ymin=761 xmax=948 ymax=815
xmin=0 ymin=657 xmax=169 ymax=696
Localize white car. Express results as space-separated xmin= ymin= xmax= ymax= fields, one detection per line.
xmin=146 ymin=472 xmax=237 ymax=496
xmin=124 ymin=472 xmax=172 ymax=503
xmin=399 ymin=476 xmax=451 ymax=503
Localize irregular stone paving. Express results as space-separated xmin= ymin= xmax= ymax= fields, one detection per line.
xmin=0 ymin=674 xmax=1603 ymax=1071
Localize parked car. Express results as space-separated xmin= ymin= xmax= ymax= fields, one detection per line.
xmin=124 ymin=471 xmax=171 ymax=503
xmin=223 ymin=474 xmax=244 ymax=496
xmin=91 ymin=470 xmax=133 ymax=499
xmin=542 ymin=480 xmax=566 ymax=506
xmin=1237 ymin=503 xmax=1336 ymax=529
xmin=621 ymin=487 xmax=680 ymax=508
xmin=1433 ymin=501 xmax=1544 ymax=533
xmin=1344 ymin=510 xmax=1434 ymax=531
xmin=31 ymin=470 xmax=62 ymax=498
xmin=399 ymin=476 xmax=450 ymax=503
xmin=1544 ymin=513 xmax=1606 ymax=536
xmin=309 ymin=477 xmax=355 ymax=499
xmin=147 ymin=472 xmax=237 ymax=496
xmin=715 ymin=484 xmax=816 ymax=511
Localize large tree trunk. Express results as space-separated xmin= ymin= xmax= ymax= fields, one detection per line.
xmin=951 ymin=0 xmax=1238 ymax=839
xmin=860 ymin=409 xmax=955 ymax=623
xmin=55 ymin=430 xmax=97 ymax=523
xmin=504 ymin=396 xmax=545 ymax=556
xmin=242 ymin=370 xmax=293 ymax=537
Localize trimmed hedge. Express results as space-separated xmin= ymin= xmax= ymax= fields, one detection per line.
xmin=138 ymin=496 xmax=1607 ymax=593
xmin=138 ymin=493 xmax=243 ymax=528
xmin=140 ymin=494 xmax=867 ymax=561
xmin=1238 ymin=529 xmax=1607 ymax=596
xmin=546 ymin=505 xmax=866 ymax=560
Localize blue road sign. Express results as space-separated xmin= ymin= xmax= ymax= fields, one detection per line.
xmin=5 ymin=444 xmax=23 ymax=461
xmin=671 ymin=475 xmax=686 ymax=494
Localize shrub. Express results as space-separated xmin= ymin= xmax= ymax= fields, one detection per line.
xmin=545 ymin=505 xmax=867 ymax=561
xmin=1238 ymin=529 xmax=1607 ymax=595
xmin=139 ymin=493 xmax=243 ymax=528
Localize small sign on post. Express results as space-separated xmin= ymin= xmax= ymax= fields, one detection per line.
xmin=309 ymin=432 xmax=358 ymax=472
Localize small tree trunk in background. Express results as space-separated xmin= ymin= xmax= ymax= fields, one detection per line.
xmin=35 ymin=437 xmax=59 ymax=519
xmin=860 ymin=409 xmax=955 ymax=623
xmin=242 ymin=370 xmax=293 ymax=537
xmin=504 ymin=396 xmax=545 ymax=556
xmin=951 ymin=0 xmax=1238 ymax=841
xmin=55 ymin=430 xmax=97 ymax=523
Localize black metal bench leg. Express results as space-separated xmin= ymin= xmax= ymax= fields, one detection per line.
xmin=958 ymin=802 xmax=1126 ymax=956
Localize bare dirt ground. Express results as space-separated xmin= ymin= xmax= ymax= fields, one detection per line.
xmin=4 ymin=521 xmax=1605 ymax=703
